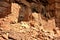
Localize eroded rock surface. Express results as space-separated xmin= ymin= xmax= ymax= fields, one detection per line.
xmin=0 ymin=0 xmax=60 ymax=40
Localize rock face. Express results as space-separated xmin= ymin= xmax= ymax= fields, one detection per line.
xmin=0 ymin=0 xmax=60 ymax=40
xmin=46 ymin=0 xmax=60 ymax=28
xmin=0 ymin=0 xmax=59 ymax=27
xmin=10 ymin=0 xmax=52 ymax=22
xmin=55 ymin=1 xmax=60 ymax=28
xmin=0 ymin=1 xmax=11 ymax=18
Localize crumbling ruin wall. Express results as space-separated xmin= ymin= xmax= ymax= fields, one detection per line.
xmin=10 ymin=0 xmax=48 ymax=22
xmin=0 ymin=0 xmax=60 ymax=28
xmin=0 ymin=0 xmax=54 ymax=21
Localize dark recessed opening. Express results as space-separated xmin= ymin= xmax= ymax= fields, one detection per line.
xmin=26 ymin=0 xmax=32 ymax=3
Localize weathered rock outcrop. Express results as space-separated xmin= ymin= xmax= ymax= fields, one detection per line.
xmin=0 ymin=0 xmax=60 ymax=40
xmin=0 ymin=1 xmax=11 ymax=18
